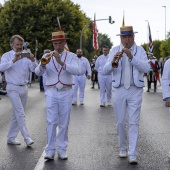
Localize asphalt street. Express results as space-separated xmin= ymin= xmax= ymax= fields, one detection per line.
xmin=0 ymin=77 xmax=170 ymax=170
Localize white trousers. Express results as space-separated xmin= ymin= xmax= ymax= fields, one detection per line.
xmin=45 ymin=88 xmax=73 ymax=155
xmin=6 ymin=84 xmax=31 ymax=142
xmin=73 ymin=75 xmax=86 ymax=103
xmin=98 ymin=74 xmax=112 ymax=104
xmin=113 ymin=86 xmax=143 ymax=156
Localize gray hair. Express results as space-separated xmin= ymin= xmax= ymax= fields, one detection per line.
xmin=10 ymin=35 xmax=24 ymax=48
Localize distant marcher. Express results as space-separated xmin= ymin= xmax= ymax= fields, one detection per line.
xmin=72 ymin=49 xmax=91 ymax=105
xmin=91 ymin=56 xmax=99 ymax=89
xmin=95 ymin=45 xmax=112 ymax=107
xmin=147 ymin=55 xmax=160 ymax=92
xmin=159 ymin=57 xmax=164 ymax=77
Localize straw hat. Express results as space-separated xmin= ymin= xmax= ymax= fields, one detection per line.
xmin=49 ymin=31 xmax=69 ymax=41
xmin=116 ymin=26 xmax=138 ymax=36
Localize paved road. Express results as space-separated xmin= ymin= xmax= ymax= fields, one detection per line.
xmin=0 ymin=78 xmax=170 ymax=170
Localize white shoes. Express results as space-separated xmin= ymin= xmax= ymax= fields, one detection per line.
xmin=44 ymin=154 xmax=55 ymax=160
xmin=26 ymin=139 xmax=34 ymax=146
xmin=129 ymin=155 xmax=137 ymax=164
xmin=119 ymin=151 xmax=127 ymax=158
xmin=107 ymin=102 xmax=112 ymax=106
xmin=72 ymin=102 xmax=77 ymax=105
xmin=58 ymin=152 xmax=68 ymax=160
xmin=7 ymin=139 xmax=21 ymax=145
xmin=100 ymin=103 xmax=105 ymax=107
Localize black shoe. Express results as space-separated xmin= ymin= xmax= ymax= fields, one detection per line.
xmin=146 ymin=90 xmax=150 ymax=92
xmin=91 ymin=87 xmax=94 ymax=89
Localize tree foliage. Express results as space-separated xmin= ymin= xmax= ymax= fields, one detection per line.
xmin=0 ymin=0 xmax=113 ymax=61
xmin=0 ymin=0 xmax=89 ymax=57
xmin=142 ymin=38 xmax=170 ymax=59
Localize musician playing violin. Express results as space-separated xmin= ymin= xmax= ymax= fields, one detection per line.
xmin=103 ymin=26 xmax=150 ymax=164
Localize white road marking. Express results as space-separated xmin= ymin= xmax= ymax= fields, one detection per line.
xmin=34 ymin=150 xmax=46 ymax=170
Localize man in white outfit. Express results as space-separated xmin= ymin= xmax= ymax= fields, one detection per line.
xmin=162 ymin=58 xmax=170 ymax=158
xmin=72 ymin=49 xmax=91 ymax=105
xmin=103 ymin=26 xmax=150 ymax=164
xmin=35 ymin=31 xmax=85 ymax=160
xmin=95 ymin=45 xmax=112 ymax=107
xmin=0 ymin=35 xmax=36 ymax=146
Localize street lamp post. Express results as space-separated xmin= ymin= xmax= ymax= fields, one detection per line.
xmin=162 ymin=6 xmax=166 ymax=40
xmin=145 ymin=20 xmax=149 ymax=42
xmin=80 ymin=22 xmax=91 ymax=49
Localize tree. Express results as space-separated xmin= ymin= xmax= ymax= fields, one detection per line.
xmin=98 ymin=33 xmax=113 ymax=55
xmin=160 ymin=38 xmax=170 ymax=58
xmin=142 ymin=40 xmax=164 ymax=59
xmin=152 ymin=40 xmax=162 ymax=59
xmin=0 ymin=0 xmax=89 ymax=57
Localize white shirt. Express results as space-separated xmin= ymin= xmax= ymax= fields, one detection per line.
xmin=35 ymin=50 xmax=86 ymax=86
xmin=77 ymin=56 xmax=91 ymax=76
xmin=0 ymin=50 xmax=37 ymax=85
xmin=95 ymin=54 xmax=111 ymax=75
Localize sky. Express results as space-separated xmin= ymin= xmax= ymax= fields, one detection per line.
xmin=70 ymin=0 xmax=170 ymax=46
xmin=0 ymin=0 xmax=169 ymax=47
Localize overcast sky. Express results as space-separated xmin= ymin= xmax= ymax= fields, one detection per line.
xmin=0 ymin=0 xmax=169 ymax=47
xmin=71 ymin=0 xmax=170 ymax=47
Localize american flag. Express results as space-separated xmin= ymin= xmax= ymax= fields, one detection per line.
xmin=93 ymin=14 xmax=98 ymax=51
xmin=148 ymin=22 xmax=153 ymax=53
xmin=56 ymin=16 xmax=69 ymax=51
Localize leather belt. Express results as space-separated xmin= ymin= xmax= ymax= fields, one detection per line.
xmin=7 ymin=83 xmax=26 ymax=86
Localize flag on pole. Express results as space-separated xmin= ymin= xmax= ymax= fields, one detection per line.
xmin=148 ymin=22 xmax=153 ymax=53
xmin=56 ymin=16 xmax=69 ymax=51
xmin=93 ymin=14 xmax=98 ymax=51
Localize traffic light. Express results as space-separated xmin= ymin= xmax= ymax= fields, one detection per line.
xmin=109 ymin=16 xmax=114 ymax=24
xmin=109 ymin=16 xmax=112 ymax=23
